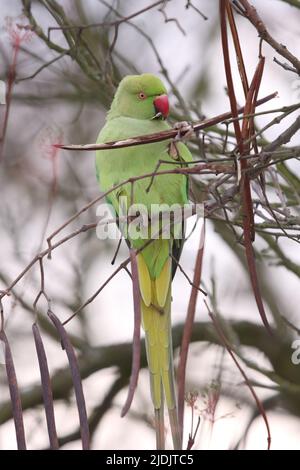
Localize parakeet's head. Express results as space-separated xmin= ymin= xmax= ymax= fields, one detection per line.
xmin=108 ymin=73 xmax=169 ymax=120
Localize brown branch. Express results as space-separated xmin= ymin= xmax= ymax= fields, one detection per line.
xmin=220 ymin=1 xmax=271 ymax=332
xmin=32 ymin=323 xmax=58 ymax=449
xmin=0 ymin=330 xmax=26 ymax=449
xmin=235 ymin=0 xmax=300 ymax=75
xmin=47 ymin=310 xmax=90 ymax=450
xmin=54 ymin=92 xmax=277 ymax=152
xmin=226 ymin=2 xmax=249 ymax=96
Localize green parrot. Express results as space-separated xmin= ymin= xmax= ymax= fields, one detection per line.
xmin=96 ymin=74 xmax=191 ymax=450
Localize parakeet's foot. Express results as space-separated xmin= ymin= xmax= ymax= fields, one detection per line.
xmin=173 ymin=121 xmax=194 ymax=141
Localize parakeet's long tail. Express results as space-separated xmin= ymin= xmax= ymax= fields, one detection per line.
xmin=137 ymin=254 xmax=181 ymax=450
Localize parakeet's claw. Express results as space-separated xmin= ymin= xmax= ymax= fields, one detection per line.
xmin=173 ymin=121 xmax=194 ymax=141
xmin=169 ymin=121 xmax=194 ymax=160
xmin=168 ymin=141 xmax=179 ymax=160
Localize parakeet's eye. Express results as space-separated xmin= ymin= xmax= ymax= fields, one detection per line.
xmin=138 ymin=92 xmax=147 ymax=100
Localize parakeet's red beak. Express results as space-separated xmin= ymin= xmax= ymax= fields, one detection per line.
xmin=153 ymin=94 xmax=169 ymax=119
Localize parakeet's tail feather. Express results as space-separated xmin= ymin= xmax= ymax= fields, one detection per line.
xmin=168 ymin=408 xmax=182 ymax=450
xmin=155 ymin=405 xmax=165 ymax=450
xmin=139 ymin=255 xmax=181 ymax=450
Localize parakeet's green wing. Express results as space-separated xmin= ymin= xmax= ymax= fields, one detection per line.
xmin=170 ymin=142 xmax=191 ymax=278
xmin=104 ymin=140 xmax=191 ymax=278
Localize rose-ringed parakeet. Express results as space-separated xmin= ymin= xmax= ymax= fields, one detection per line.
xmin=96 ymin=74 xmax=191 ymax=450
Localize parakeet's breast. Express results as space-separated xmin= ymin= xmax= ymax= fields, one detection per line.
xmin=95 ymin=116 xmax=189 ymax=210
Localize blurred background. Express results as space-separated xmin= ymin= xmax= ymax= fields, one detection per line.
xmin=0 ymin=0 xmax=300 ymax=450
